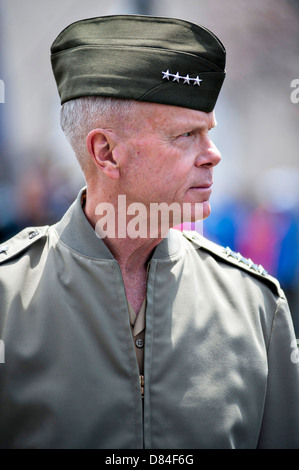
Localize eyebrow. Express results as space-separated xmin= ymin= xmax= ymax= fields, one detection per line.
xmin=184 ymin=119 xmax=217 ymax=132
xmin=159 ymin=113 xmax=217 ymax=137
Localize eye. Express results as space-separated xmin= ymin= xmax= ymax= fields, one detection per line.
xmin=180 ymin=131 xmax=193 ymax=138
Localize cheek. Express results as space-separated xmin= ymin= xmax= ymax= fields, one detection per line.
xmin=126 ymin=139 xmax=191 ymax=194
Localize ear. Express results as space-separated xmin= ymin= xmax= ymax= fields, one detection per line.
xmin=86 ymin=129 xmax=120 ymax=180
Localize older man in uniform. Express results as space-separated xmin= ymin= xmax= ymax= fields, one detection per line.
xmin=0 ymin=15 xmax=298 ymax=449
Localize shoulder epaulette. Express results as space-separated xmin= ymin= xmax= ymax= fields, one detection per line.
xmin=182 ymin=230 xmax=284 ymax=298
xmin=0 ymin=226 xmax=49 ymax=264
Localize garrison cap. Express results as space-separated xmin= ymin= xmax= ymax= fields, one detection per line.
xmin=51 ymin=15 xmax=226 ymax=112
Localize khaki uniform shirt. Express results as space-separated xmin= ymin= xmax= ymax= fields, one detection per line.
xmin=0 ymin=188 xmax=299 ymax=449
xmin=128 ymin=300 xmax=146 ymax=376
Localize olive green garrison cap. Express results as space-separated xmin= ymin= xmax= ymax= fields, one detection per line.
xmin=51 ymin=15 xmax=226 ymax=112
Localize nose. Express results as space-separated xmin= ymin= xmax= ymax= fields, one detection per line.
xmin=194 ymin=136 xmax=221 ymax=168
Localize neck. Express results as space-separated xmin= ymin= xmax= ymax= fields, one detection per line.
xmin=83 ymin=187 xmax=163 ymax=273
xmin=85 ymin=188 xmax=165 ymax=313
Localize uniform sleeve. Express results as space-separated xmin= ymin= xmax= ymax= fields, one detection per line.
xmin=257 ymin=296 xmax=299 ymax=449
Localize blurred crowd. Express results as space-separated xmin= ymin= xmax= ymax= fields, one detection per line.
xmin=0 ymin=156 xmax=82 ymax=243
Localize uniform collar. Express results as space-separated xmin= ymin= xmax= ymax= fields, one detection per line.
xmin=54 ymin=188 xmax=182 ymax=261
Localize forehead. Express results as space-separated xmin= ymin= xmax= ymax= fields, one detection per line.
xmin=135 ymin=102 xmax=216 ymax=133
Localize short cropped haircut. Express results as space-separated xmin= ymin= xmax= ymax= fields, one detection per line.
xmin=60 ymin=96 xmax=137 ymax=172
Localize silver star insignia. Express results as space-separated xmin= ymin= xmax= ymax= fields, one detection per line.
xmin=183 ymin=74 xmax=190 ymax=84
xmin=193 ymin=76 xmax=202 ymax=86
xmin=162 ymin=70 xmax=170 ymax=80
xmin=173 ymin=72 xmax=180 ymax=82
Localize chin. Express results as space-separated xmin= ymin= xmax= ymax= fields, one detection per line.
xmin=187 ymin=200 xmax=211 ymax=222
xmin=202 ymin=201 xmax=211 ymax=220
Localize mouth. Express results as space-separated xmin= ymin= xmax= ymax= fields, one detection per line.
xmin=189 ymin=183 xmax=213 ymax=191
xmin=187 ymin=183 xmax=213 ymax=204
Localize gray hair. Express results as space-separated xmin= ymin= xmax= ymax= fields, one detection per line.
xmin=60 ymin=96 xmax=138 ymax=172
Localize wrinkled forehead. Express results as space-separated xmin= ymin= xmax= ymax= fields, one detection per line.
xmin=133 ymin=101 xmax=216 ymax=133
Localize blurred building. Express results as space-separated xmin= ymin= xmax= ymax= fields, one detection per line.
xmin=0 ymin=0 xmax=298 ymax=331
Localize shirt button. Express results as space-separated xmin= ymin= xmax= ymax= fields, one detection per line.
xmin=135 ymin=338 xmax=144 ymax=349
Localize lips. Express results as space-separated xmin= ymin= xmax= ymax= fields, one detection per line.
xmin=190 ymin=183 xmax=213 ymax=190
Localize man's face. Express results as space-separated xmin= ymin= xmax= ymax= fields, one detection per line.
xmin=117 ymin=102 xmax=221 ymax=221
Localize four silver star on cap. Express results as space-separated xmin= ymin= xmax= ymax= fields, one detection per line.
xmin=162 ymin=70 xmax=202 ymax=86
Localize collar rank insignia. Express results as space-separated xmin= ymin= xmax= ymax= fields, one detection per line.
xmin=0 ymin=245 xmax=9 ymax=255
xmin=223 ymin=246 xmax=268 ymax=277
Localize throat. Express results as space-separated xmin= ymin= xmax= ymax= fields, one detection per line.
xmin=122 ymin=270 xmax=148 ymax=314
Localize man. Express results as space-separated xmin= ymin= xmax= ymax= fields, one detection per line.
xmin=0 ymin=15 xmax=298 ymax=449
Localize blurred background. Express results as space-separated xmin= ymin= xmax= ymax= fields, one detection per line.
xmin=0 ymin=0 xmax=298 ymax=333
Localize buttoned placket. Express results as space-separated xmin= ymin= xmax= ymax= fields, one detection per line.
xmin=127 ymin=299 xmax=146 ymax=377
